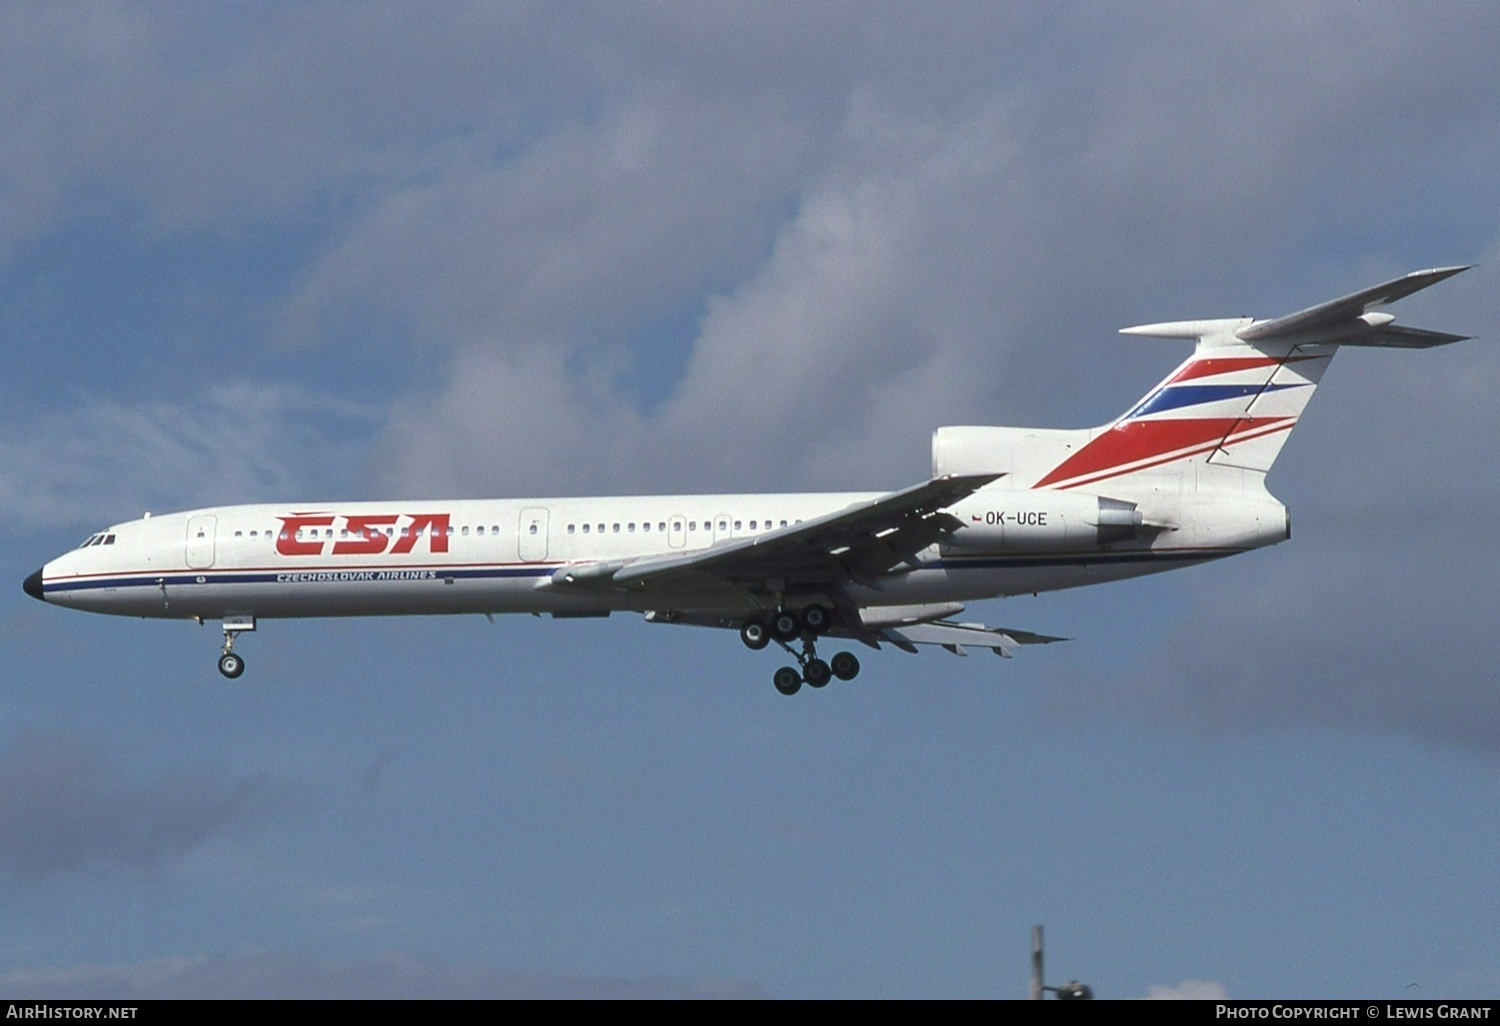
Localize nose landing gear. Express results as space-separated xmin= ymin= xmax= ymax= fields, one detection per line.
xmin=217 ymin=615 xmax=255 ymax=679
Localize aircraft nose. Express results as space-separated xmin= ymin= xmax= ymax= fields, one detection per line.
xmin=22 ymin=568 xmax=44 ymax=602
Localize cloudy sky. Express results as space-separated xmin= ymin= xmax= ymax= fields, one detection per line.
xmin=3 ymin=1 xmax=1499 ymax=999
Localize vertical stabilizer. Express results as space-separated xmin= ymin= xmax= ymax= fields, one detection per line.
xmin=1031 ymin=267 xmax=1470 ymax=492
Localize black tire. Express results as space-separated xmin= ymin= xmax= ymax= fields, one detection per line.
xmin=770 ymin=610 xmax=801 ymax=642
xmin=801 ymin=604 xmax=833 ymax=635
xmin=830 ymin=651 xmax=860 ymax=681
xmin=803 ymin=658 xmax=831 ymax=688
xmin=740 ymin=618 xmax=771 ymax=650
xmin=218 ymin=652 xmax=245 ymax=679
xmin=773 ymin=666 xmax=802 ymax=695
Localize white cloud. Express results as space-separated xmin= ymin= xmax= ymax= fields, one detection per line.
xmin=0 ymin=384 xmax=374 ymax=529
xmin=353 ymin=96 xmax=1043 ymax=498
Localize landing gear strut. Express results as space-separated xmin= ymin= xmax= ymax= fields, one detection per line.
xmin=218 ymin=615 xmax=255 ymax=679
xmin=751 ymin=604 xmax=860 ymax=696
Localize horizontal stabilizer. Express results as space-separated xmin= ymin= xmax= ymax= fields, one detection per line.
xmin=1236 ymin=265 xmax=1471 ymax=344
xmin=1328 ymin=324 xmax=1471 ymax=349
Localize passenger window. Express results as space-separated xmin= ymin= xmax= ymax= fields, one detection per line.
xmin=734 ymin=521 xmax=741 ymax=530
xmin=612 ymin=523 xmax=619 ymax=533
xmin=628 ymin=523 xmax=635 ymax=532
xmin=567 ymin=524 xmax=575 ymax=534
xmin=642 ymin=522 xmax=650 ymax=532
xmin=583 ymin=524 xmax=590 ymax=534
xmin=529 ymin=524 xmax=538 ymax=535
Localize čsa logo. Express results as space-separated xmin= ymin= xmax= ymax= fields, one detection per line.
xmin=276 ymin=513 xmax=451 ymax=557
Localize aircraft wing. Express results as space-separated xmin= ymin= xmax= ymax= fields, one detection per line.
xmin=550 ymin=472 xmax=1001 ymax=595
xmin=644 ymin=609 xmax=1067 ymax=656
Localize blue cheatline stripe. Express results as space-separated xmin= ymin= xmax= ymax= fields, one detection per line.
xmin=1128 ymin=382 xmax=1304 ymax=419
xmin=936 ymin=549 xmax=1240 ymax=570
xmin=44 ymin=548 xmax=1239 ymax=596
xmin=43 ymin=564 xmax=559 ymax=594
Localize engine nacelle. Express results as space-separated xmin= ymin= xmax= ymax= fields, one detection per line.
xmin=944 ymin=491 xmax=1144 ymax=552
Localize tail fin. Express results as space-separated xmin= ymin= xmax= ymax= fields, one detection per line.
xmin=1033 ymin=266 xmax=1471 ymax=491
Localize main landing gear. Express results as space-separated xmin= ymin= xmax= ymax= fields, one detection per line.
xmin=740 ymin=604 xmax=860 ymax=696
xmin=217 ymin=615 xmax=255 ymax=679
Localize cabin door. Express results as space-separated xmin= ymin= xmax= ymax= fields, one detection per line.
xmin=186 ymin=515 xmax=217 ymax=569
xmin=518 ymin=508 xmax=549 ymax=562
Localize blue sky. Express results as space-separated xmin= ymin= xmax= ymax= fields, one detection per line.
xmin=3 ymin=1 xmax=1500 ymax=999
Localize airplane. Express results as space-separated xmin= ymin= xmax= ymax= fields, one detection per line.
xmin=22 ymin=266 xmax=1473 ymax=695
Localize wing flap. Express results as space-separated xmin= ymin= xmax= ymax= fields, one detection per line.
xmin=882 ymin=620 xmax=1068 ymax=656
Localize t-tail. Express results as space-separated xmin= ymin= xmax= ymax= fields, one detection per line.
xmin=933 ymin=266 xmax=1472 ymax=498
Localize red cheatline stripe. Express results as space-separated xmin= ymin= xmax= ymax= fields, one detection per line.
xmin=1034 ymin=417 xmax=1291 ymax=488
xmin=1168 ymin=356 xmax=1281 ymax=384
xmin=1051 ymin=420 xmax=1295 ymax=490
xmin=1167 ymin=353 xmax=1323 ymax=384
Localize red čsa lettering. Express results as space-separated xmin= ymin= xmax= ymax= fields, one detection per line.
xmin=276 ymin=513 xmax=450 ymax=556
xmin=392 ymin=513 xmax=450 ymax=554
xmin=276 ymin=515 xmax=335 ymax=556
xmin=333 ymin=515 xmax=398 ymax=555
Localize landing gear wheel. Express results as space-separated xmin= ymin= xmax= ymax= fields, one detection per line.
xmin=740 ymin=618 xmax=771 ymax=650
xmin=218 ymin=652 xmax=245 ymax=679
xmin=770 ymin=610 xmax=801 ymax=642
xmin=830 ymin=651 xmax=860 ymax=681
xmin=773 ymin=666 xmax=802 ymax=695
xmin=801 ymin=604 xmax=833 ymax=635
xmin=803 ymin=658 xmax=831 ymax=688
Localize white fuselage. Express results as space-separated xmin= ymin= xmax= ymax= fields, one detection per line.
xmin=35 ymin=483 xmax=1289 ymax=623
